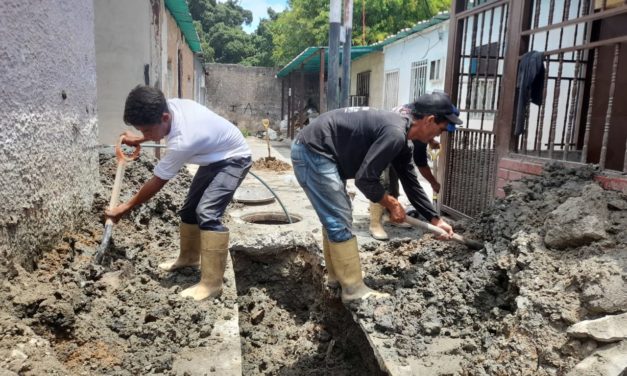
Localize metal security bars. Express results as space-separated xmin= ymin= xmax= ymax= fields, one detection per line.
xmin=515 ymin=0 xmax=626 ymax=173
xmin=383 ymin=70 xmax=400 ymax=110
xmin=410 ymin=60 xmax=428 ymax=101
xmin=442 ymin=0 xmax=626 ymax=219
xmin=442 ymin=0 xmax=509 ymax=218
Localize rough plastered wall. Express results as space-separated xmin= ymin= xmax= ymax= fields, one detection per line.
xmin=0 ymin=0 xmax=99 ymax=271
xmin=205 ymin=64 xmax=281 ymax=132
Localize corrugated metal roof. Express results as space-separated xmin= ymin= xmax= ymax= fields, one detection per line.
xmin=371 ymin=12 xmax=449 ymax=49
xmin=276 ymin=12 xmax=449 ymax=78
xmin=165 ymin=0 xmax=202 ymax=53
xmin=276 ymin=46 xmax=381 ymax=78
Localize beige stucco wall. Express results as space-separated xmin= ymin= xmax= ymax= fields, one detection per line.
xmin=0 ymin=0 xmax=99 ymax=271
xmin=165 ymin=10 xmax=194 ymax=99
xmin=350 ymin=51 xmax=384 ymax=109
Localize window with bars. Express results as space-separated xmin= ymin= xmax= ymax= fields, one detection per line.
xmin=430 ymin=59 xmax=442 ymax=80
xmin=410 ymin=60 xmax=428 ymax=101
xmin=384 ymin=70 xmax=400 ymax=110
xmin=356 ymin=71 xmax=370 ymax=97
xmin=469 ymin=78 xmax=496 ymax=120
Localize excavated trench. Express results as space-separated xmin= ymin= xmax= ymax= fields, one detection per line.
xmin=0 ymin=153 xmax=386 ymax=375
xmin=3 ymin=153 xmax=627 ymax=375
xmin=233 ymin=248 xmax=384 ymax=375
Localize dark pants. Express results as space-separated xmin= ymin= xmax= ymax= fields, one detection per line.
xmin=179 ymin=156 xmax=252 ymax=231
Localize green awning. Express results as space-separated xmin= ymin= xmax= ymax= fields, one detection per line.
xmin=276 ymin=46 xmax=381 ymax=78
xmin=165 ymin=0 xmax=202 ymax=53
xmin=276 ymin=12 xmax=450 ymax=78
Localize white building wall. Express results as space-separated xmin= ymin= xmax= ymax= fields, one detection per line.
xmin=94 ymin=0 xmax=163 ymax=145
xmin=383 ymin=22 xmax=449 ymax=109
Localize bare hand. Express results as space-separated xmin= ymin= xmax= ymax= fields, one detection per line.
xmin=105 ymin=204 xmax=130 ymax=224
xmin=430 ymin=217 xmax=453 ymax=240
xmin=431 ymin=181 xmax=441 ymax=194
xmin=120 ymin=131 xmax=144 ymax=147
xmin=379 ymin=194 xmax=406 ymax=223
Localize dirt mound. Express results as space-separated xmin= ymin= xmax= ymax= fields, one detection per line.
xmin=0 ymin=154 xmax=234 ymax=375
xmin=252 ymin=157 xmax=292 ymax=172
xmin=353 ymin=163 xmax=627 ymax=374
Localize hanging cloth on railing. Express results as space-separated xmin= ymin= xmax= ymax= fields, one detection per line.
xmin=515 ymin=51 xmax=545 ymax=136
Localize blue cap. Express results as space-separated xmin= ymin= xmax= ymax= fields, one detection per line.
xmin=446 ymin=106 xmax=460 ymax=132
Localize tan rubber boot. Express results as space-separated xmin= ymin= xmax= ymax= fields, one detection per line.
xmin=322 ymin=229 xmax=339 ymax=287
xmin=329 ymin=237 xmax=389 ymax=303
xmin=180 ymin=230 xmax=229 ymax=301
xmin=159 ymin=223 xmax=200 ymax=271
xmin=369 ymin=203 xmax=389 ymax=241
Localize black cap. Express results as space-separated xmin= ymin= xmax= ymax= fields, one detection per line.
xmin=408 ymin=92 xmax=463 ymax=131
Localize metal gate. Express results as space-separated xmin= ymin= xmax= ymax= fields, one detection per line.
xmin=442 ymin=0 xmax=510 ymax=218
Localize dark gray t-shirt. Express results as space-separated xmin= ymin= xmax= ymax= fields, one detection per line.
xmin=297 ymin=107 xmax=438 ymax=221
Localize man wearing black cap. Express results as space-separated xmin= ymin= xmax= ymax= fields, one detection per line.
xmin=369 ymin=102 xmax=460 ymax=240
xmin=291 ymin=92 xmax=462 ymax=302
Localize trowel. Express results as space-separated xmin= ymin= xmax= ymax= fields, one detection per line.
xmin=94 ymin=137 xmax=140 ymax=264
xmin=404 ymin=216 xmax=484 ymax=250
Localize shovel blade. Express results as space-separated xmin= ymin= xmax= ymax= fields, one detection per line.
xmin=94 ymin=222 xmax=113 ymax=264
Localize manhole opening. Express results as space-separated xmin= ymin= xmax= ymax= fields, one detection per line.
xmin=232 ymin=249 xmax=385 ymax=375
xmin=241 ymin=212 xmax=302 ymax=225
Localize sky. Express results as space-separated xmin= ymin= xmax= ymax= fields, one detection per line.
xmin=218 ymin=0 xmax=288 ymax=34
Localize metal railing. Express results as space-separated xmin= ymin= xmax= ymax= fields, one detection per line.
xmin=516 ymin=0 xmax=627 ymax=173
xmin=349 ymin=95 xmax=369 ymax=107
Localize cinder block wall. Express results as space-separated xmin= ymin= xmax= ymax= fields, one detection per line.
xmin=204 ymin=64 xmax=281 ymax=133
xmin=496 ymin=157 xmax=627 ymax=198
xmin=0 ymin=1 xmax=99 ymax=271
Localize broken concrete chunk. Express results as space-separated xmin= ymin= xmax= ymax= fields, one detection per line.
xmin=567 ymin=313 xmax=627 ymax=343
xmin=582 ymin=273 xmax=627 ymax=315
xmin=544 ymin=185 xmax=609 ymax=249
xmin=566 ymin=340 xmax=627 ymax=376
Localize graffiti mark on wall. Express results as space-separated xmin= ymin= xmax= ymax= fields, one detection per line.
xmin=229 ymin=103 xmax=276 ymax=117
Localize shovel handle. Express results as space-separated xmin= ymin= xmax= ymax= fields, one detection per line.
xmin=115 ymin=135 xmax=141 ymax=163
xmin=404 ymin=216 xmax=484 ymax=250
xmin=107 ymin=135 xmax=140 ymax=212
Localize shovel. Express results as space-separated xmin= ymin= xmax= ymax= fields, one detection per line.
xmin=94 ymin=136 xmax=141 ymax=264
xmin=404 ymin=216 xmax=484 ymax=250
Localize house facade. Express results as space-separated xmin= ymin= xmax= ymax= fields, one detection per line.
xmin=442 ymin=0 xmax=627 ymax=218
xmin=94 ymin=0 xmax=204 ymax=145
xmin=381 ymin=19 xmax=450 ymax=109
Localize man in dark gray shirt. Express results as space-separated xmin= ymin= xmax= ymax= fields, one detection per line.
xmin=291 ymin=92 xmax=461 ymax=302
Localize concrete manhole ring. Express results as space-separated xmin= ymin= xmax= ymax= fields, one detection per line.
xmin=234 ymin=187 xmax=275 ymax=204
xmin=240 ymin=211 xmax=302 ymax=225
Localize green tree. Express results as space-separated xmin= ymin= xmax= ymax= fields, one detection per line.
xmin=240 ymin=8 xmax=280 ymax=67
xmin=269 ymin=0 xmax=451 ymax=66
xmin=187 ymin=0 xmax=255 ymax=63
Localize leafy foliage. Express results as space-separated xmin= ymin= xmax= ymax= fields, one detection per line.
xmin=187 ymin=0 xmax=451 ymax=67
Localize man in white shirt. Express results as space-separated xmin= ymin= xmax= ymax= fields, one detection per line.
xmin=105 ymin=85 xmax=252 ymax=301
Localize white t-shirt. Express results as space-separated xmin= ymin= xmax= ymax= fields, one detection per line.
xmin=154 ymin=99 xmax=251 ymax=180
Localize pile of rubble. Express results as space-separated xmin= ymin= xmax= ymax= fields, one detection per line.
xmin=353 ymin=164 xmax=627 ymax=374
